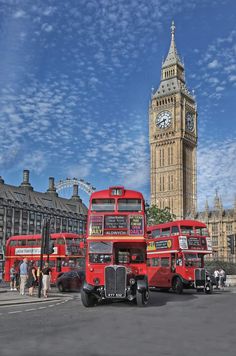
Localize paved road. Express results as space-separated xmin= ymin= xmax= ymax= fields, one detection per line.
xmin=0 ymin=289 xmax=236 ymax=356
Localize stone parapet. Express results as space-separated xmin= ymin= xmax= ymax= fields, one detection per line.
xmin=225 ymin=275 xmax=236 ymax=287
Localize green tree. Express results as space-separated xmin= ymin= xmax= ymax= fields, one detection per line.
xmin=146 ymin=205 xmax=176 ymax=226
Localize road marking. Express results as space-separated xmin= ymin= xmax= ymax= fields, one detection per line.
xmin=1 ymin=297 xmax=71 ymax=315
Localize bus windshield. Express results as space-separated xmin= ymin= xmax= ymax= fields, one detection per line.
xmin=184 ymin=253 xmax=202 ymax=267
xmin=89 ymin=241 xmax=113 ymax=254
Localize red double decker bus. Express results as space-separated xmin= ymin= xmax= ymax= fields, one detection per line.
xmin=81 ymin=186 xmax=149 ymax=307
xmin=4 ymin=233 xmax=85 ymax=283
xmin=147 ymin=220 xmax=213 ymax=294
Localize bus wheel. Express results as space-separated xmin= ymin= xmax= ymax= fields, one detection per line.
xmin=205 ymin=285 xmax=213 ymax=294
xmin=173 ymin=277 xmax=183 ymax=294
xmin=81 ymin=289 xmax=96 ymax=307
xmin=136 ymin=290 xmax=149 ymax=307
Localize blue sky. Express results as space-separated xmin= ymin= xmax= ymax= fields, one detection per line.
xmin=0 ymin=0 xmax=235 ymax=210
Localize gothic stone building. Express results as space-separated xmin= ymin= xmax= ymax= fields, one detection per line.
xmin=149 ymin=22 xmax=197 ymax=220
xmin=0 ymin=170 xmax=87 ymax=249
xmin=196 ymin=192 xmax=236 ymax=263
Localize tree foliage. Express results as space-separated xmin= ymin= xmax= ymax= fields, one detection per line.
xmin=204 ymin=260 xmax=236 ymax=275
xmin=146 ymin=205 xmax=176 ymax=226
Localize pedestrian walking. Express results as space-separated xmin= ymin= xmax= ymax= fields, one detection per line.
xmin=42 ymin=262 xmax=52 ymax=298
xmin=15 ymin=263 xmax=20 ymax=291
xmin=10 ymin=264 xmax=17 ymax=291
xmin=219 ymin=268 xmax=226 ymax=289
xmin=19 ymin=257 xmax=28 ymax=295
xmin=213 ymin=268 xmax=220 ymax=289
xmin=27 ymin=261 xmax=37 ymax=296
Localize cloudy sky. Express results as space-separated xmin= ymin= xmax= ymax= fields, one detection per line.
xmin=0 ymin=0 xmax=235 ymax=210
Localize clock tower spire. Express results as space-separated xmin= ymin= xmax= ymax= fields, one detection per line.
xmin=149 ymin=22 xmax=197 ymax=219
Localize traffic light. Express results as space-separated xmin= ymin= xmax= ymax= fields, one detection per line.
xmin=227 ymin=235 xmax=235 ymax=255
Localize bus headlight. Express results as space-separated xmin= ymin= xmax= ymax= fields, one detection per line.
xmin=93 ymin=277 xmax=100 ymax=285
xmin=129 ymin=278 xmax=136 ymax=285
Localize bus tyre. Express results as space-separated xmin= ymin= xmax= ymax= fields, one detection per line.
xmin=205 ymin=284 xmax=213 ymax=294
xmin=81 ymin=289 xmax=96 ymax=307
xmin=136 ymin=290 xmax=149 ymax=307
xmin=173 ymin=277 xmax=183 ymax=294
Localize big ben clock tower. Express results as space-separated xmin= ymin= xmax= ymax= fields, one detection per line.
xmin=149 ymin=22 xmax=197 ymax=219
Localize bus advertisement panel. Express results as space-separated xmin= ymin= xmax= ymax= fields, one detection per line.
xmin=4 ymin=233 xmax=85 ymax=283
xmin=81 ymin=186 xmax=149 ymax=307
xmin=147 ymin=220 xmax=213 ymax=294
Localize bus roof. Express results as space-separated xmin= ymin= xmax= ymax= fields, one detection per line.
xmin=90 ymin=187 xmax=144 ymax=200
xmin=147 ymin=220 xmax=207 ymax=231
xmin=6 ymin=233 xmax=83 ymax=241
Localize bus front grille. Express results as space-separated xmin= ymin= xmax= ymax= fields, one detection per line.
xmin=195 ymin=268 xmax=206 ymax=287
xmin=105 ymin=266 xmax=126 ymax=298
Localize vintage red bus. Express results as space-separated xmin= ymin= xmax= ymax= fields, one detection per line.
xmin=81 ymin=186 xmax=149 ymax=307
xmin=147 ymin=220 xmax=213 ymax=294
xmin=4 ymin=233 xmax=85 ymax=283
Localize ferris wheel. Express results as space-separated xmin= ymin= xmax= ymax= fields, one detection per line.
xmin=55 ymin=178 xmax=96 ymax=197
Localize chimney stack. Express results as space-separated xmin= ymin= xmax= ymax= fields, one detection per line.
xmin=0 ymin=176 xmax=4 ymax=184
xmin=47 ymin=177 xmax=58 ymax=196
xmin=71 ymin=184 xmax=82 ymax=202
xmin=20 ymin=169 xmax=33 ymax=190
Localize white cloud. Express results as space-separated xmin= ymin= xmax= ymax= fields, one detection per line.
xmin=13 ymin=10 xmax=26 ymax=19
xmin=197 ymin=138 xmax=236 ymax=210
xmin=208 ymin=59 xmax=220 ymax=69
xmin=229 ymin=75 xmax=236 ymax=82
xmin=67 ymin=163 xmax=92 ymax=179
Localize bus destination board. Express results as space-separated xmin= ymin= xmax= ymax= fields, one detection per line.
xmin=129 ymin=216 xmax=143 ymax=235
xmin=188 ymin=237 xmax=206 ymax=250
xmin=104 ymin=216 xmax=127 ymax=229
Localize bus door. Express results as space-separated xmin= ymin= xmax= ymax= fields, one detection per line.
xmin=56 ymin=258 xmax=62 ymax=273
xmin=147 ymin=256 xmax=159 ymax=287
xmin=158 ymin=256 xmax=171 ymax=287
xmin=171 ymin=253 xmax=176 ymax=273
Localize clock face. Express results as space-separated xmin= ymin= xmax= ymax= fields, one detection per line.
xmin=156 ymin=111 xmax=172 ymax=129
xmin=186 ymin=112 xmax=194 ymax=131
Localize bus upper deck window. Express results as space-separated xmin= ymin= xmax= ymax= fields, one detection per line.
xmin=161 ymin=228 xmax=170 ymax=236
xmin=171 ymin=226 xmax=179 ymax=235
xmin=118 ymin=199 xmax=142 ymax=212
xmin=180 ymin=226 xmax=193 ymax=235
xmin=151 ymin=229 xmax=161 ymax=238
xmin=91 ymin=199 xmax=115 ymax=212
xmin=195 ymin=227 xmax=209 ymax=236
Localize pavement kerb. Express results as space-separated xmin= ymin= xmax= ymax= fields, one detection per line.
xmin=0 ymin=296 xmax=65 ymax=307
xmin=0 ymin=288 xmax=75 ymax=307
